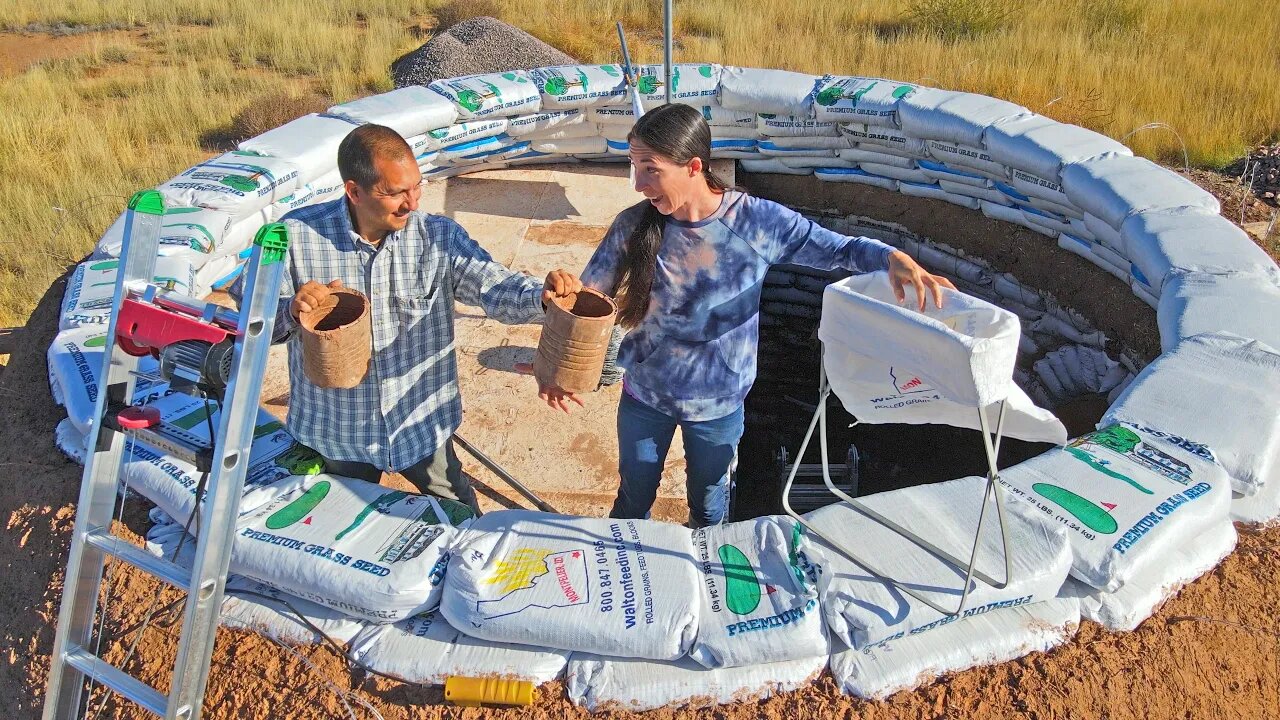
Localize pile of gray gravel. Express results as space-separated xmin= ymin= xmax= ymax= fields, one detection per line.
xmin=392 ymin=16 xmax=577 ymax=88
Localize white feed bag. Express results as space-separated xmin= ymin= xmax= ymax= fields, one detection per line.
xmin=326 ymin=86 xmax=458 ymax=137
xmin=529 ymin=65 xmax=628 ymax=109
xmin=925 ymin=139 xmax=1010 ymax=179
xmin=819 ymin=273 xmax=1067 ymax=444
xmin=1230 ymin=463 xmax=1280 ymax=525
xmin=1156 ymin=271 xmax=1280 ymax=353
xmin=981 ymin=200 xmax=1052 ymax=236
xmin=739 ymin=159 xmax=813 ymax=175
xmin=145 ymin=518 xmax=367 ymax=645
xmin=503 ymin=109 xmax=589 ymax=137
xmin=95 ymin=206 xmax=237 ymax=265
xmin=939 ymin=179 xmax=1012 ymax=205
xmin=440 ymin=511 xmax=700 ymax=660
xmin=838 ymin=124 xmax=928 ymax=157
xmin=812 ymin=76 xmax=920 ymax=127
xmin=566 ymin=652 xmax=826 ymax=712
xmin=830 ymin=597 xmax=1079 ymax=700
xmin=118 ymin=393 xmax=321 ymax=527
xmin=590 ymin=106 xmax=638 ymax=126
xmin=757 ymin=114 xmax=840 ymax=138
xmin=709 ymin=125 xmax=760 ymax=140
xmin=843 ymin=146 xmax=916 ymax=169
xmin=718 ymin=66 xmax=820 ymax=116
xmin=1059 ymin=154 xmax=1221 ymax=229
xmin=856 ymin=162 xmax=930 ymax=184
xmin=983 ymin=113 xmax=1132 ymax=182
xmin=347 ymin=609 xmax=569 ymax=685
xmin=806 ymin=475 xmax=1072 ymax=650
xmin=1120 ymin=207 xmax=1279 ymax=293
xmin=421 ymin=118 xmax=508 ymax=150
xmin=530 ymin=137 xmax=606 ymax=155
xmin=897 ymin=88 xmax=1029 ymax=147
xmin=236 ymin=114 xmax=356 ymax=185
xmin=1060 ymin=520 xmax=1235 ymax=631
xmin=158 ymin=151 xmax=303 ymax=221
xmin=634 ymin=63 xmax=721 ymax=107
xmin=234 ymin=474 xmax=469 ymax=623
xmin=900 ymin=180 xmax=982 ymax=210
xmin=688 ymin=516 xmax=826 ymax=669
xmin=1005 ymin=168 xmax=1074 ymax=209
xmin=813 ymin=167 xmax=899 ymax=190
xmin=428 ymin=71 xmax=541 ymax=119
xmin=916 ymin=159 xmax=992 ymax=188
xmin=47 ymin=327 xmax=170 ymax=434
xmin=697 ymin=103 xmax=757 ymax=127
xmin=761 ymin=135 xmax=850 ymax=150
xmin=61 ymin=256 xmax=197 ymax=331
xmin=998 ymin=422 xmax=1231 ymax=591
xmin=1103 ymin=332 xmax=1280 ymax=497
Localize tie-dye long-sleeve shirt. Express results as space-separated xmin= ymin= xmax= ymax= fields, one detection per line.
xmin=581 ymin=190 xmax=895 ymax=422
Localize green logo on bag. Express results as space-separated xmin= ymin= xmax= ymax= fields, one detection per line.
xmin=220 ymin=175 xmax=259 ymax=193
xmin=1033 ymin=482 xmax=1119 ymax=534
xmin=83 ymin=335 xmax=108 ymax=348
xmin=719 ymin=544 xmax=761 ymax=615
xmin=90 ymin=260 xmax=119 ymax=271
xmin=265 ymin=480 xmax=331 ymax=529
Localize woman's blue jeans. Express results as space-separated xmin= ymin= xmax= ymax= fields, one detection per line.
xmin=610 ymin=392 xmax=744 ymax=527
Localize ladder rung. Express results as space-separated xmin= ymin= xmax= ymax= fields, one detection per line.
xmin=64 ymin=647 xmax=169 ymax=717
xmin=84 ymin=528 xmax=192 ymax=591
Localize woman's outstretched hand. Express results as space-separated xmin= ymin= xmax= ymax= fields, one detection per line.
xmin=886 ymin=250 xmax=956 ymax=311
xmin=514 ymin=362 xmax=585 ymax=414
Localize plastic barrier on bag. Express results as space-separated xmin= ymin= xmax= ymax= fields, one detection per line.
xmin=326 ymin=86 xmax=458 ymax=138
xmin=1059 ymin=521 xmax=1236 ymax=631
xmin=440 ymin=511 xmax=700 ymax=660
xmin=347 ymin=609 xmax=570 ymax=685
xmin=566 ymin=651 xmax=827 ymax=712
xmin=829 ymin=598 xmax=1079 ymax=700
xmin=157 ymin=151 xmax=302 ymax=221
xmin=237 ymin=114 xmax=359 ymax=186
xmin=806 ymin=475 xmax=1072 ymax=649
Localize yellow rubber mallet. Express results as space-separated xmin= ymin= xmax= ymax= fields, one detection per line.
xmin=444 ymin=677 xmax=535 ymax=707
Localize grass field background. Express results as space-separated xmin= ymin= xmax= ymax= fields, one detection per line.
xmin=0 ymin=0 xmax=1277 ymax=327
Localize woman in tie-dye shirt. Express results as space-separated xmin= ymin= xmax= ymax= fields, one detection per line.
xmin=543 ymin=103 xmax=953 ymax=527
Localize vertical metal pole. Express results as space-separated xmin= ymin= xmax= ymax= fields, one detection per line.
xmin=663 ymin=0 xmax=673 ymax=104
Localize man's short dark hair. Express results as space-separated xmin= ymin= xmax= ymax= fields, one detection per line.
xmin=337 ymin=124 xmax=414 ymax=189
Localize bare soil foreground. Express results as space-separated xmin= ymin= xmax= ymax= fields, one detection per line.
xmin=1 ymin=165 xmax=1277 ymax=720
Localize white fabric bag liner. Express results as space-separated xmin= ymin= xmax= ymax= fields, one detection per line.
xmin=982 ymin=201 xmax=1053 ymax=236
xmin=917 ymin=159 xmax=992 ymax=188
xmin=530 ymin=137 xmax=606 ymax=155
xmin=718 ymin=66 xmax=820 ymax=116
xmin=440 ymin=511 xmax=700 ymax=660
xmin=688 ymin=516 xmax=826 ymax=669
xmin=428 ymin=71 xmax=541 ymax=119
xmin=1230 ymin=463 xmax=1280 ymax=525
xmin=237 ymin=114 xmax=356 ymax=185
xmin=422 ymin=119 xmax=508 ymax=150
xmin=777 ymin=156 xmax=851 ymax=170
xmin=762 ymin=135 xmax=850 ymax=150
xmin=234 ymin=474 xmax=463 ymax=624
xmin=999 ymin=422 xmax=1231 ymax=591
xmin=529 ymin=65 xmax=628 ymax=109
xmin=326 ymin=86 xmax=457 ymax=137
xmin=830 ymin=597 xmax=1079 ymax=700
xmin=158 ymin=151 xmax=302 ymax=221
xmin=856 ymin=162 xmax=930 ymax=184
xmin=1120 ymin=207 xmax=1279 ymax=293
xmin=145 ymin=516 xmax=367 ymax=645
xmin=1060 ymin=154 xmax=1221 ymax=229
xmin=1103 ymin=332 xmax=1280 ymax=497
xmin=900 ymin=180 xmax=982 ymax=210
xmin=898 ymin=88 xmax=1029 ymax=147
xmin=939 ymin=179 xmax=1011 ymax=205
xmin=818 ymin=273 xmax=1067 ymax=444
xmin=47 ymin=328 xmax=169 ymax=433
xmin=1059 ymin=521 xmax=1235 ymax=631
xmin=806 ymin=475 xmax=1073 ymax=649
xmin=842 ymin=146 xmax=916 ymax=169
xmin=813 ymin=76 xmax=920 ymax=127
xmin=1156 ymin=271 xmax=1280 ymax=353
xmin=566 ymin=651 xmax=826 ymax=712
xmin=983 ymin=113 xmax=1131 ymax=181
xmin=348 ymin=609 xmax=569 ymax=685
xmin=697 ymin=102 xmax=757 ymax=127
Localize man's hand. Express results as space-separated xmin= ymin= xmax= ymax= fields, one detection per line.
xmin=513 ymin=361 xmax=585 ymax=414
xmin=542 ymin=269 xmax=583 ymax=305
xmin=291 ymin=279 xmax=343 ymax=320
xmin=887 ymin=251 xmax=956 ymax=311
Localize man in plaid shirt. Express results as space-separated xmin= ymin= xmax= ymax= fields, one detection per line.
xmin=245 ymin=124 xmax=581 ymax=509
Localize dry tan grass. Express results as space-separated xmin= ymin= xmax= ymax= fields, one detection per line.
xmin=0 ymin=0 xmax=1277 ymax=327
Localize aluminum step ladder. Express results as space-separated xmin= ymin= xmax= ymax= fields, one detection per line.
xmin=43 ymin=190 xmax=290 ymax=720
